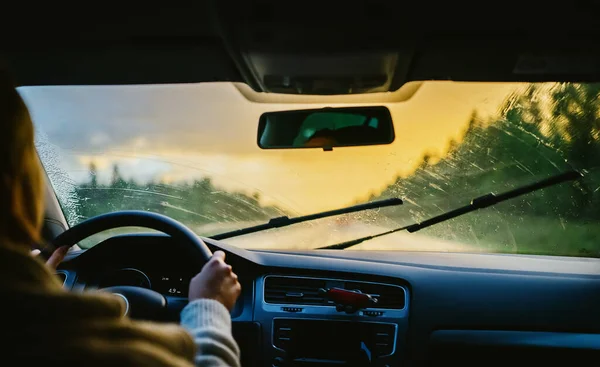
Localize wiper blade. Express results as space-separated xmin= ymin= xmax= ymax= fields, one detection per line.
xmin=318 ymin=170 xmax=583 ymax=250
xmin=211 ymin=197 xmax=403 ymax=240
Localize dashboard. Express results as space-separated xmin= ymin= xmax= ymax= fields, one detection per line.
xmin=58 ymin=233 xmax=600 ymax=367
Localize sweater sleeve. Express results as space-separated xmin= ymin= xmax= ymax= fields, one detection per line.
xmin=180 ymin=299 xmax=241 ymax=367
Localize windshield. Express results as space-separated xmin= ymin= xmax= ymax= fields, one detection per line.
xmin=20 ymin=81 xmax=600 ymax=257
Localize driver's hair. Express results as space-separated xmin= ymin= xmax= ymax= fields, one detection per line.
xmin=0 ymin=68 xmax=44 ymax=248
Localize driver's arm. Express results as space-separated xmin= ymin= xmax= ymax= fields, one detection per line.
xmin=33 ymin=247 xmax=241 ymax=367
xmin=180 ymin=251 xmax=242 ymax=367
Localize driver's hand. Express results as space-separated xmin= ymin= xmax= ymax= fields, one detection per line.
xmin=31 ymin=246 xmax=69 ymax=270
xmin=188 ymin=251 xmax=241 ymax=311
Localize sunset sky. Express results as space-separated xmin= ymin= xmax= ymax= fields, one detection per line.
xmin=19 ymin=81 xmax=519 ymax=215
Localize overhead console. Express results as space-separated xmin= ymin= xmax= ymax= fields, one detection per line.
xmin=255 ymin=274 xmax=409 ymax=366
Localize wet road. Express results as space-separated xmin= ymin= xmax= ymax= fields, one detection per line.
xmin=198 ymin=219 xmax=476 ymax=252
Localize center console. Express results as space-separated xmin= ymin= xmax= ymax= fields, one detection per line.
xmin=272 ymin=318 xmax=397 ymax=366
xmin=255 ymin=274 xmax=410 ymax=367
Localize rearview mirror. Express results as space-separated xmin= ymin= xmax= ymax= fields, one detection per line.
xmin=257 ymin=106 xmax=395 ymax=150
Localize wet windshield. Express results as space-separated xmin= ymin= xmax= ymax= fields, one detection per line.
xmin=20 ymin=82 xmax=600 ymax=257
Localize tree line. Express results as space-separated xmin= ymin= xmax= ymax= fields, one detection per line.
xmin=74 ymin=162 xmax=287 ymax=235
xmin=68 ymin=82 xmax=600 ymax=256
xmin=367 ymin=83 xmax=600 ymax=257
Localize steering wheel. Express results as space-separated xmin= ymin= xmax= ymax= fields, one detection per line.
xmin=51 ymin=210 xmax=213 ymax=320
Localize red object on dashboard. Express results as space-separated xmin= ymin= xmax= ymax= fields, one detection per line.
xmin=325 ymin=288 xmax=374 ymax=309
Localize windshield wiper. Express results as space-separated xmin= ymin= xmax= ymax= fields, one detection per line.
xmin=318 ymin=170 xmax=583 ymax=250
xmin=210 ymin=197 xmax=403 ymax=240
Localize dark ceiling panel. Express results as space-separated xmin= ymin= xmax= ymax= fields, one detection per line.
xmin=4 ymin=43 xmax=242 ymax=86
xmin=2 ymin=0 xmax=600 ymax=87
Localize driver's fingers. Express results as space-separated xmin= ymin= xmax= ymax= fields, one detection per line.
xmin=232 ymin=278 xmax=242 ymax=294
xmin=46 ymin=246 xmax=69 ymax=269
xmin=212 ymin=250 xmax=226 ymax=262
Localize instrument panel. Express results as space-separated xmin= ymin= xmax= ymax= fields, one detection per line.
xmin=153 ymin=274 xmax=189 ymax=296
xmin=97 ymin=268 xmax=190 ymax=297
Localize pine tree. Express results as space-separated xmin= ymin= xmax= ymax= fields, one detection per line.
xmin=89 ymin=162 xmax=98 ymax=188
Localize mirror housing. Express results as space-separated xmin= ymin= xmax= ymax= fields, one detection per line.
xmin=257 ymin=106 xmax=394 ymax=151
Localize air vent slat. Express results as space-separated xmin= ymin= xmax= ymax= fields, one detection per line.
xmin=264 ymin=276 xmax=405 ymax=310
xmin=264 ymin=276 xmax=328 ymax=306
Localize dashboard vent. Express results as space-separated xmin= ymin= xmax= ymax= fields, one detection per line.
xmin=345 ymin=281 xmax=405 ymax=309
xmin=264 ymin=276 xmax=406 ymax=310
xmin=264 ymin=276 xmax=332 ymax=306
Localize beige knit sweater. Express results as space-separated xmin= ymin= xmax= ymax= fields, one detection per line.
xmin=0 ymin=245 xmax=240 ymax=366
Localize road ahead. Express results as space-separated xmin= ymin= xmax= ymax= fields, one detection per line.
xmin=78 ymin=217 xmax=476 ymax=252
xmin=215 ymin=218 xmax=477 ymax=252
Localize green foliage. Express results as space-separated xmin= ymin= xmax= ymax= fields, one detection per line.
xmin=369 ymin=83 xmax=600 ymax=257
xmin=73 ymin=165 xmax=287 ymax=238
xmin=66 ymin=82 xmax=600 ymax=256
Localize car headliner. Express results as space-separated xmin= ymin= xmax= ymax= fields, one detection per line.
xmin=1 ymin=0 xmax=600 ymax=89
